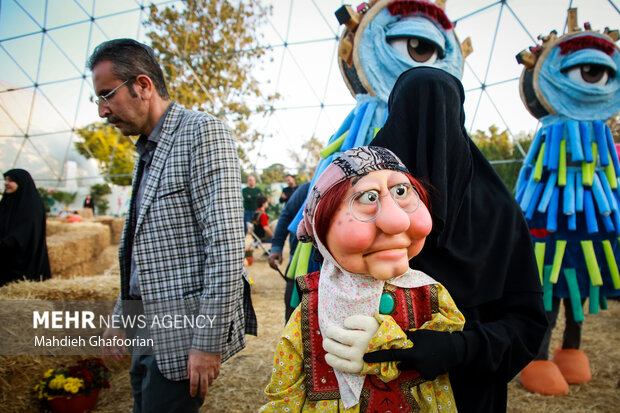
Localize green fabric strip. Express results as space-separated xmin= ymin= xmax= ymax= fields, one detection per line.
xmin=294 ymin=242 xmax=312 ymax=278
xmin=543 ymin=265 xmax=553 ymax=312
xmin=558 ymin=140 xmax=567 ymax=186
xmin=320 ymin=133 xmax=346 ymax=158
xmin=534 ymin=142 xmax=545 ymax=182
xmin=602 ymin=240 xmax=620 ymax=289
xmin=605 ymin=164 xmax=617 ymax=189
xmin=588 ymin=283 xmax=600 ymax=315
xmin=286 ymin=243 xmax=302 ymax=279
xmin=564 ymin=268 xmax=584 ymax=322
xmin=581 ymin=240 xmax=603 ymax=286
xmin=550 ymin=240 xmax=567 ymax=284
xmin=535 ymin=242 xmax=546 ymax=285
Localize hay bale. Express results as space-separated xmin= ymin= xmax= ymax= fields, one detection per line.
xmin=93 ymin=217 xmax=125 ymax=245
xmin=46 ymin=222 xmax=112 ymax=278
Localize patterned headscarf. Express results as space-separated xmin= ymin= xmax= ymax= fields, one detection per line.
xmin=297 ymin=145 xmax=409 ymax=244
xmin=297 ymin=146 xmax=437 ymax=408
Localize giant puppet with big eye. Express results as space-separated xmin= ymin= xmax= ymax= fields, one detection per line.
xmin=287 ymin=0 xmax=472 ymax=284
xmin=515 ymin=9 xmax=620 ymax=396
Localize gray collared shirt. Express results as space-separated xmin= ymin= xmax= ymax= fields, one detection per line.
xmin=129 ymin=104 xmax=172 ymax=297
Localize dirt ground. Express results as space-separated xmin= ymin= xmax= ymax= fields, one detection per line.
xmin=3 ymin=242 xmax=619 ymax=412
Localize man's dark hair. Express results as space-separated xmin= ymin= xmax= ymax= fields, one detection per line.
xmin=88 ymin=38 xmax=170 ymax=99
xmin=256 ymin=195 xmax=268 ymax=208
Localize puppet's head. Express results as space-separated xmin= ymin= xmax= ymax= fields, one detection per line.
xmin=335 ymin=0 xmax=471 ymax=102
xmin=516 ymin=8 xmax=620 ymax=121
xmin=298 ymin=146 xmax=432 ymax=280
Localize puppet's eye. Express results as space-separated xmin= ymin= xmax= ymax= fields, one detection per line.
xmin=390 ymin=183 xmax=420 ymax=213
xmin=565 ymin=64 xmax=612 ymax=86
xmin=356 ymin=190 xmax=380 ymax=204
xmin=388 ymin=37 xmax=439 ymax=64
xmin=390 ymin=183 xmax=410 ymax=199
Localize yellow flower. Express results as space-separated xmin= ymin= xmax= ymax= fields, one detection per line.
xmin=43 ymin=369 xmax=54 ymax=378
xmin=63 ymin=377 xmax=83 ymax=394
xmin=48 ymin=374 xmax=66 ymax=390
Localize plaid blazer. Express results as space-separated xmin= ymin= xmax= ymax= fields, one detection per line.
xmin=116 ymin=102 xmax=257 ymax=380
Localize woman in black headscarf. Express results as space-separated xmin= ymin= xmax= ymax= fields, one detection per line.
xmin=365 ymin=67 xmax=548 ymax=412
xmin=0 ymin=169 xmax=51 ymax=286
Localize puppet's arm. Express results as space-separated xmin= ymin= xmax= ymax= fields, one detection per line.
xmin=260 ymin=307 xmax=306 ymax=413
xmin=363 ymin=283 xmax=467 ymax=380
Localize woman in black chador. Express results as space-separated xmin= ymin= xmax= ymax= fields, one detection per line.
xmin=365 ymin=67 xmax=548 ymax=412
xmin=0 ymin=169 xmax=51 ymax=286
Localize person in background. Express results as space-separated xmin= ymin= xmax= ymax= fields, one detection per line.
xmin=268 ymin=181 xmax=314 ymax=322
xmin=279 ymin=174 xmax=297 ymax=204
xmin=83 ymin=194 xmax=95 ymax=213
xmin=252 ymin=195 xmax=273 ymax=242
xmin=0 ymin=169 xmax=51 ymax=287
xmin=89 ymin=38 xmax=256 ymax=412
xmin=242 ymin=175 xmax=262 ymax=234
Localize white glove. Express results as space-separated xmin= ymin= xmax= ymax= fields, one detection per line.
xmin=323 ymin=315 xmax=380 ymax=374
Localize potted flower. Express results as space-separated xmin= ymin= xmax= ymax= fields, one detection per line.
xmin=34 ymin=357 xmax=110 ymax=413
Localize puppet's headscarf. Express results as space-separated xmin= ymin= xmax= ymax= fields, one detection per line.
xmin=371 ymin=67 xmax=541 ymax=308
xmin=298 ymin=146 xmax=437 ymax=408
xmin=0 ymin=169 xmax=51 ymax=285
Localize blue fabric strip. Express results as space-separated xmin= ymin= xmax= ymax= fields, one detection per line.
xmin=580 ymin=121 xmax=594 ymax=163
xmin=524 ymin=127 xmax=544 ymax=166
xmin=341 ymin=102 xmax=368 ymax=151
xmin=576 ymin=171 xmax=584 ymax=212
xmin=592 ymin=173 xmax=611 ymax=216
xmin=547 ymin=187 xmax=560 ymax=232
xmin=606 ymin=124 xmax=620 ymax=176
xmin=563 ymin=169 xmax=576 ymax=216
xmin=584 ymin=190 xmax=599 ymax=233
xmin=526 ymin=182 xmax=544 ymax=220
xmin=537 ymin=172 xmax=557 ymax=213
xmin=354 ymin=100 xmax=378 ymax=148
xmin=566 ymin=120 xmax=584 ymax=162
xmin=594 ymin=121 xmax=609 ymax=167
xmin=548 ymin=123 xmax=562 ymax=170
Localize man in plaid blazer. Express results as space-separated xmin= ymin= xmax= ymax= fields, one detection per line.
xmin=90 ymin=39 xmax=257 ymax=412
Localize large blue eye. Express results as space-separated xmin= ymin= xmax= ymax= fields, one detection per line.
xmin=388 ymin=37 xmax=439 ymax=64
xmin=565 ymin=64 xmax=612 ymax=86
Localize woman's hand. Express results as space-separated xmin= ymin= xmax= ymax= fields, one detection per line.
xmin=323 ymin=315 xmax=380 ymax=373
xmin=363 ymin=329 xmax=466 ymax=380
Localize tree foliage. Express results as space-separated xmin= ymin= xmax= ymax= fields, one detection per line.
xmin=146 ymin=0 xmax=278 ymax=165
xmin=260 ymin=163 xmax=287 ymax=184
xmin=470 ymin=125 xmax=533 ymax=193
xmin=75 ymin=123 xmax=135 ymax=186
xmin=90 ymin=183 xmax=112 ymax=215
xmin=289 ymin=136 xmax=324 ymax=183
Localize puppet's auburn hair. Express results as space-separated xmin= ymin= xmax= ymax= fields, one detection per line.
xmin=313 ymin=172 xmax=431 ymax=246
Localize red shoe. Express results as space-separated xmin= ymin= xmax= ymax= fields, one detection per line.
xmin=553 ymin=348 xmax=592 ymax=384
xmin=520 ymin=360 xmax=569 ymax=395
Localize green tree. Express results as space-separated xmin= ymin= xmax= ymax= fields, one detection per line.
xmin=261 ymin=163 xmax=287 ymax=185
xmin=471 ymin=125 xmax=533 ymax=193
xmin=146 ymin=0 xmax=278 ymax=166
xmin=75 ymin=123 xmax=135 ymax=185
xmin=50 ymin=190 xmax=77 ymax=208
xmin=290 ymin=136 xmax=324 ymax=183
xmin=90 ymin=183 xmax=112 ymax=215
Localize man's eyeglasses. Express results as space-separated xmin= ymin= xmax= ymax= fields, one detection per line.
xmin=344 ymin=182 xmax=421 ymax=222
xmin=95 ymin=79 xmax=130 ymax=107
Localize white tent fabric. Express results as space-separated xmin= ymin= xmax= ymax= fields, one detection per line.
xmin=0 ymin=0 xmax=618 ymax=186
